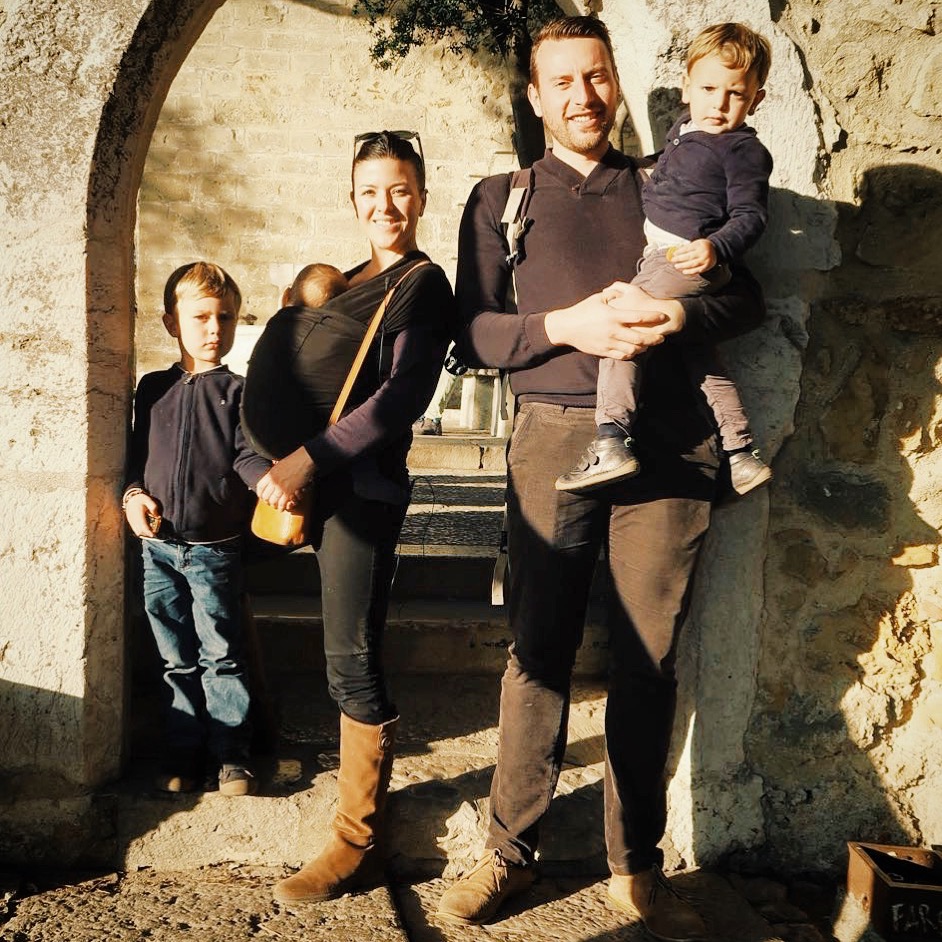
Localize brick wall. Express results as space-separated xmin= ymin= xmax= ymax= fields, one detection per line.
xmin=135 ymin=0 xmax=520 ymax=375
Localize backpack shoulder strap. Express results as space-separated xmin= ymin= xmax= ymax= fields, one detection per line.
xmin=490 ymin=170 xmax=534 ymax=604
xmin=501 ymin=167 xmax=535 ymax=267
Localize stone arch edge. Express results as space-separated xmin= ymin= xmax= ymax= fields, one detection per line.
xmin=83 ymin=0 xmax=226 ymax=788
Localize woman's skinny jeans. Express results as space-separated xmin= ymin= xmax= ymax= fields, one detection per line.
xmin=311 ymin=479 xmax=407 ymax=726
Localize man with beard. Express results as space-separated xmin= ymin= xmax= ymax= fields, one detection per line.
xmin=435 ymin=15 xmax=764 ymax=941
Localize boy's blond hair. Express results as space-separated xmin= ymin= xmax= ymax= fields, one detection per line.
xmin=163 ymin=261 xmax=242 ymax=318
xmin=288 ymin=263 xmax=349 ymax=309
xmin=687 ymin=22 xmax=772 ymax=88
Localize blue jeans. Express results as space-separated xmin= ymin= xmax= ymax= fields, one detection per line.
xmin=141 ymin=537 xmax=251 ymax=765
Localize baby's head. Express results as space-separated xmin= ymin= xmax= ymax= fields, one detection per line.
xmin=284 ymin=263 xmax=349 ymax=310
xmin=682 ymin=23 xmax=771 ymax=135
xmin=162 ymin=261 xmax=242 ymax=372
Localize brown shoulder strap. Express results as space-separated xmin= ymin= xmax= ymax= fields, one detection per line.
xmin=328 ymin=260 xmax=431 ymax=426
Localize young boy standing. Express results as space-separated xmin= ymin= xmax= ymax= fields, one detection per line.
xmin=123 ymin=261 xmax=271 ymax=796
xmin=556 ymin=22 xmax=774 ymax=497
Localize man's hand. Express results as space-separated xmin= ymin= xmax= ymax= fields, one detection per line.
xmin=256 ymin=448 xmax=315 ymax=512
xmin=667 ymin=238 xmax=716 ymax=276
xmin=125 ymin=492 xmax=162 ymax=538
xmin=545 ymin=283 xmax=684 ymax=359
xmin=603 ymin=282 xmax=686 ymax=339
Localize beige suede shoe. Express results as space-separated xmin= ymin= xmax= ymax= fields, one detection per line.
xmin=435 ymin=850 xmax=535 ymax=925
xmin=608 ymin=867 xmax=707 ymax=941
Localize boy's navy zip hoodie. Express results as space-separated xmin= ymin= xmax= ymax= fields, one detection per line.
xmin=125 ymin=364 xmax=271 ymax=543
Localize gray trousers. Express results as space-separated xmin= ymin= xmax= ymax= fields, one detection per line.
xmin=485 ymin=403 xmax=713 ymax=874
xmin=596 ymin=249 xmax=753 ymax=452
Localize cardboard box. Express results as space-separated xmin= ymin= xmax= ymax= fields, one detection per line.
xmin=847 ymin=842 xmax=942 ymax=940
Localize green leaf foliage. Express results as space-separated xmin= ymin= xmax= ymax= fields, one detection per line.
xmin=352 ymin=0 xmax=560 ymax=69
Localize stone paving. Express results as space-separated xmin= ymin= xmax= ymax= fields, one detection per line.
xmin=0 ymin=865 xmax=836 ymax=942
xmin=0 ymin=666 xmax=842 ymax=940
xmin=0 ymin=868 xmax=408 ymax=942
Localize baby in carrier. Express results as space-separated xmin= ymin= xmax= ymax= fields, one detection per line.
xmin=283 ymin=263 xmax=349 ymax=310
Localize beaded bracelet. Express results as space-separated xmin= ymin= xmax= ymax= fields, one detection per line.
xmin=121 ymin=487 xmax=145 ymax=511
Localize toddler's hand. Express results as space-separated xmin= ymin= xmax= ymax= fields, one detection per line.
xmin=668 ymin=239 xmax=716 ymax=276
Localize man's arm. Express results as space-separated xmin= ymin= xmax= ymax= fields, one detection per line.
xmin=455 ymin=176 xmax=673 ymax=367
xmin=453 ymin=176 xmax=553 ymax=370
xmin=677 ymin=263 xmax=766 ymax=344
xmin=604 ymin=264 xmax=765 ymax=347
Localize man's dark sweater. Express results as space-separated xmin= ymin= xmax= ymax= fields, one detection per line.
xmin=454 ymin=147 xmax=765 ymax=473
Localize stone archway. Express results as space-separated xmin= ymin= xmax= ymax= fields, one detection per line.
xmin=87 ymin=0 xmax=228 ymax=784
xmin=0 ymin=0 xmax=223 ymax=862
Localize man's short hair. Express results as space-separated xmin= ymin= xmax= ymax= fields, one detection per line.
xmin=686 ymin=23 xmax=772 ymax=88
xmin=530 ymin=15 xmax=616 ymax=84
xmin=163 ymin=261 xmax=241 ymax=318
xmin=288 ymin=263 xmax=349 ymax=309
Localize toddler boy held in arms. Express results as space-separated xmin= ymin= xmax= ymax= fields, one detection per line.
xmin=123 ymin=261 xmax=271 ymax=796
xmin=556 ymin=22 xmax=774 ymax=497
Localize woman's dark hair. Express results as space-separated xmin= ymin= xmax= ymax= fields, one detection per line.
xmin=352 ymin=130 xmax=425 ymax=190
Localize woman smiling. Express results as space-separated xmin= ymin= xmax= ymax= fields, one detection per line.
xmin=257 ymin=131 xmax=455 ymax=904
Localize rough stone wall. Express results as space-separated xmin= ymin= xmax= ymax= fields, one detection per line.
xmin=0 ymin=0 xmax=225 ymax=849
xmin=0 ymin=0 xmax=151 ymax=796
xmin=135 ymin=0 xmax=517 ymax=375
xmin=743 ymin=0 xmax=942 ymax=874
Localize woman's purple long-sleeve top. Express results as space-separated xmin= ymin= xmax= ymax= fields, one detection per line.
xmin=303 ymin=252 xmax=454 ymax=503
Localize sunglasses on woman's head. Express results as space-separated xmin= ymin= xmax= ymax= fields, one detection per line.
xmin=353 ymin=130 xmax=424 ymax=169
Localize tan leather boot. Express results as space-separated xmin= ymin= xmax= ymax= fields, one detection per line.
xmin=608 ymin=867 xmax=707 ymax=941
xmin=273 ymin=713 xmax=397 ymax=903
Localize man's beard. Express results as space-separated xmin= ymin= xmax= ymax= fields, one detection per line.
xmin=542 ymin=110 xmax=615 ymax=155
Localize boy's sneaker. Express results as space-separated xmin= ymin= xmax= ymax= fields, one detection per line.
xmin=413 ymin=416 xmax=442 ymax=436
xmin=218 ymin=764 xmax=257 ymax=797
xmin=555 ymin=436 xmax=640 ymax=493
xmin=155 ymin=772 xmax=199 ymax=794
xmin=728 ymin=450 xmax=772 ymax=495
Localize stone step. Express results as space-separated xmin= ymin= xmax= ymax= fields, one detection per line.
xmin=246 ymin=468 xmax=509 ymax=600
xmin=247 ymin=595 xmax=611 ymax=676
xmin=245 ymin=468 xmax=613 ymax=606
xmin=246 ymin=544 xmax=501 ymax=601
xmin=408 ymin=432 xmax=508 ymax=472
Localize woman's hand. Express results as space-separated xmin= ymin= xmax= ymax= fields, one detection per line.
xmin=544 ymin=283 xmax=684 ymax=359
xmin=255 ymin=448 xmax=316 ymax=512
